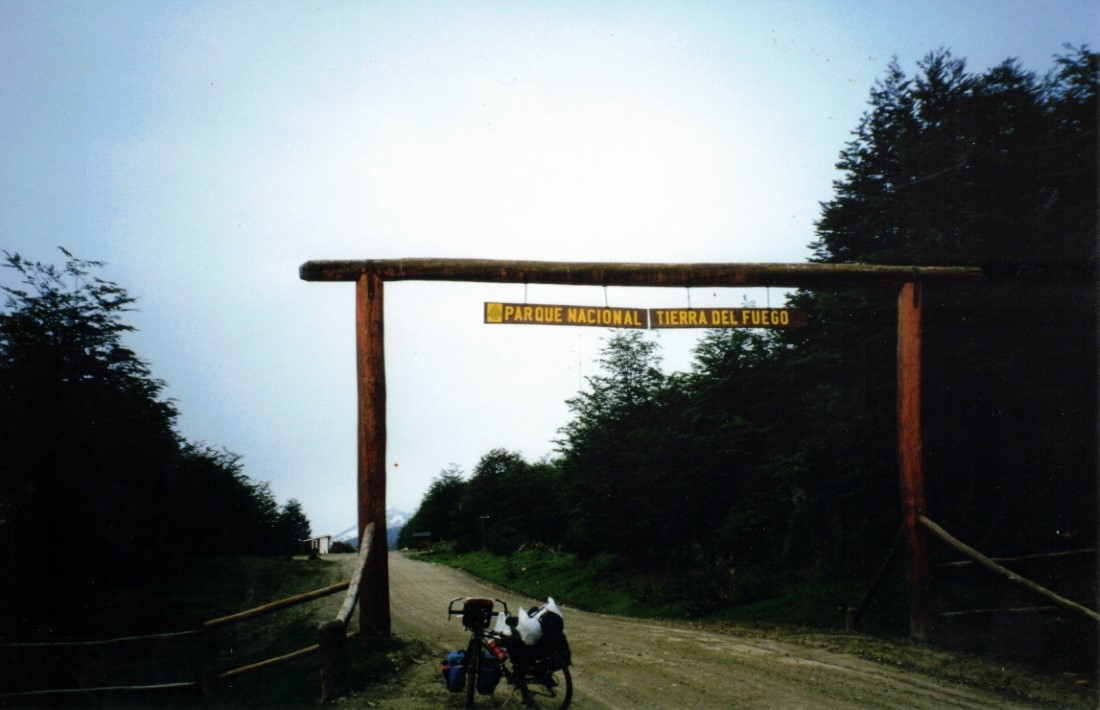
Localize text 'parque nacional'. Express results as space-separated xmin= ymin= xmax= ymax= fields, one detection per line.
xmin=485 ymin=302 xmax=648 ymax=328
xmin=485 ymin=303 xmax=807 ymax=329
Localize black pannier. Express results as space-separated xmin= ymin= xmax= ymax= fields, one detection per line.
xmin=525 ymin=606 xmax=571 ymax=669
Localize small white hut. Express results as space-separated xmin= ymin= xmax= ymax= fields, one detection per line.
xmin=304 ymin=534 xmax=331 ymax=555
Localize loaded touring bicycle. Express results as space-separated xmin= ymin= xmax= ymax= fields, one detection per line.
xmin=443 ymin=596 xmax=572 ymax=709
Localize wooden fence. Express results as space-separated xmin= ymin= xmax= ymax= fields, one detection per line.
xmin=201 ymin=522 xmax=375 ymax=701
xmin=847 ymin=515 xmax=1099 ymax=633
xmin=0 ymin=522 xmax=375 ymax=704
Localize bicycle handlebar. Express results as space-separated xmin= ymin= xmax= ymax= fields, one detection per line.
xmin=447 ymin=596 xmax=511 ymax=620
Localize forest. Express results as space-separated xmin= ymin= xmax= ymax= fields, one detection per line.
xmin=0 ymin=249 xmax=311 ymax=636
xmin=400 ymin=48 xmax=1098 ymax=617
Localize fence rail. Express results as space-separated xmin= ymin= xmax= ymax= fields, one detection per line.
xmin=0 ymin=523 xmax=376 ymax=703
xmin=203 ymin=580 xmax=351 ymax=629
xmin=935 ymin=547 xmax=1098 ymax=569
xmin=0 ymin=628 xmax=202 ymax=700
xmin=0 ymin=629 xmax=199 ymax=648
xmin=918 ymin=515 xmax=1100 ymax=623
xmin=0 ymin=681 xmax=198 ymax=700
xmin=847 ymin=516 xmax=1099 ymax=633
xmin=203 ymin=522 xmax=375 ymax=701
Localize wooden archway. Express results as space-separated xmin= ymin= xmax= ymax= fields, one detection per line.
xmin=300 ymin=259 xmax=983 ymax=639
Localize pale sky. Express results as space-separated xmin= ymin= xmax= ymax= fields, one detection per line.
xmin=2 ymin=1 xmax=1096 ymax=538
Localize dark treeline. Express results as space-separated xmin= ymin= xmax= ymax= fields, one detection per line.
xmin=402 ymin=48 xmax=1097 ymax=612
xmin=0 ymin=249 xmax=311 ymax=635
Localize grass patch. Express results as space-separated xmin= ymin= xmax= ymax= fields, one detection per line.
xmin=707 ymin=571 xmax=909 ymax=635
xmin=415 ymin=543 xmax=911 ymax=634
xmin=421 ymin=545 xmax=649 ymax=616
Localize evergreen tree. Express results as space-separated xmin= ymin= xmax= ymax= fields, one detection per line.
xmin=0 ymin=249 xmax=314 ymax=632
xmin=277 ymin=499 xmax=312 ymax=554
xmin=805 ymin=46 xmax=1098 ymax=556
xmin=0 ymin=249 xmax=180 ymax=628
xmin=557 ymin=331 xmax=671 ymax=561
xmin=399 ymin=465 xmax=466 ymax=548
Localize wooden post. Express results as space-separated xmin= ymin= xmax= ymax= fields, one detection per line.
xmin=897 ymin=281 xmax=932 ymax=640
xmin=355 ymin=271 xmax=391 ymax=638
xmin=318 ymin=619 xmax=350 ymax=701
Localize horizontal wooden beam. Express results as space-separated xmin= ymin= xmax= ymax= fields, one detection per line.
xmin=939 ymin=606 xmax=1059 ymax=617
xmin=299 ymin=259 xmax=984 ymax=288
xmin=937 ymin=548 xmax=1098 ymax=569
xmin=219 ymin=642 xmax=321 ymax=679
xmin=203 ymin=580 xmax=351 ymax=630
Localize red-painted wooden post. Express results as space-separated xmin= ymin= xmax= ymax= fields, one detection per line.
xmin=355 ymin=270 xmax=391 ymax=637
xmin=897 ymin=281 xmax=932 ymax=639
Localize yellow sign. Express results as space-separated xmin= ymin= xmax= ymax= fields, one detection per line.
xmin=649 ymin=308 xmax=808 ymax=329
xmin=484 ymin=303 xmax=648 ymax=329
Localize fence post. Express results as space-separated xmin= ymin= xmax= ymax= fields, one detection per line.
xmin=318 ymin=619 xmax=349 ymax=701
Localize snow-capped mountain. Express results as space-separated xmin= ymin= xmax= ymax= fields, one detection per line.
xmin=387 ymin=509 xmax=409 ymax=528
xmin=386 ymin=509 xmax=408 ymax=549
xmin=332 ymin=509 xmax=409 ymax=549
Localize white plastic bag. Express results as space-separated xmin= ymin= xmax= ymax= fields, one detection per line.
xmin=517 ymin=598 xmax=565 ymax=645
xmin=493 ymin=610 xmax=509 ymax=635
xmin=516 ymin=607 xmax=543 ymax=645
xmin=537 ymin=597 xmax=563 ymax=621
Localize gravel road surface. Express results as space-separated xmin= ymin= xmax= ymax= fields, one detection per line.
xmin=330 ymin=552 xmax=1090 ymax=709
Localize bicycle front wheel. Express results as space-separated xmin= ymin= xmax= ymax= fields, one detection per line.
xmin=520 ymin=654 xmax=572 ymax=710
xmin=465 ymin=638 xmax=480 ymax=708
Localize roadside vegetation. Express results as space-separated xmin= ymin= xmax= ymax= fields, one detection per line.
xmin=416 ymin=540 xmax=908 ymax=631
xmin=199 ymin=556 xmax=411 ymax=710
xmin=0 ymin=553 xmax=404 ymax=707
xmin=401 ymin=47 xmax=1099 ymax=677
xmin=0 ymin=249 xmax=312 ymax=639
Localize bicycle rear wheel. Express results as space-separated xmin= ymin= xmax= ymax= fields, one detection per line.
xmin=518 ymin=653 xmax=572 ymax=709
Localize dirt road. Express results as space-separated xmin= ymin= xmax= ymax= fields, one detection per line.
xmin=329 ymin=552 xmax=1092 ymax=709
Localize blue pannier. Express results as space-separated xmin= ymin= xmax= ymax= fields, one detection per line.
xmin=441 ymin=650 xmax=466 ymax=692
